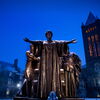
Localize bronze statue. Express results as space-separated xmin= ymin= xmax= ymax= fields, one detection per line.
xmin=16 ymin=31 xmax=81 ymax=99
xmin=25 ymin=45 xmax=40 ymax=97
xmin=61 ymin=53 xmax=81 ymax=97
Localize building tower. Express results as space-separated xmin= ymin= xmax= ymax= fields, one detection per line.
xmin=81 ymin=12 xmax=100 ymax=67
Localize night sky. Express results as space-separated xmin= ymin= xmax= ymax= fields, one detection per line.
xmin=0 ymin=0 xmax=100 ymax=70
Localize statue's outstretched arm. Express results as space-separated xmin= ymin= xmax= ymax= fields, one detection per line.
xmin=57 ymin=39 xmax=77 ymax=45
xmin=24 ymin=38 xmax=42 ymax=44
xmin=24 ymin=38 xmax=32 ymax=43
xmin=65 ymin=39 xmax=77 ymax=44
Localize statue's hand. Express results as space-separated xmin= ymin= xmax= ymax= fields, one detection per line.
xmin=24 ymin=38 xmax=30 ymax=42
xmin=71 ymin=39 xmax=77 ymax=43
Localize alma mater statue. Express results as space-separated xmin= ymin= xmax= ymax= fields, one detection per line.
xmin=16 ymin=31 xmax=81 ymax=99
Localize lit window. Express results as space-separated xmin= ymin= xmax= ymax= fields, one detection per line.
xmin=86 ymin=30 xmax=88 ymax=33
xmin=88 ymin=37 xmax=90 ymax=41
xmin=92 ymin=27 xmax=94 ymax=31
xmin=88 ymin=45 xmax=92 ymax=56
xmin=91 ymin=36 xmax=97 ymax=56
xmin=88 ymin=37 xmax=93 ymax=56
xmin=95 ymin=34 xmax=100 ymax=56
xmin=88 ymin=29 xmax=90 ymax=32
xmin=90 ymin=28 xmax=92 ymax=31
xmin=6 ymin=88 xmax=10 ymax=95
xmin=95 ymin=34 xmax=99 ymax=41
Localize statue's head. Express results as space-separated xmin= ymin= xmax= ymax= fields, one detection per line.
xmin=45 ymin=31 xmax=53 ymax=41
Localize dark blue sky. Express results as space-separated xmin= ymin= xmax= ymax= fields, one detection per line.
xmin=0 ymin=0 xmax=100 ymax=70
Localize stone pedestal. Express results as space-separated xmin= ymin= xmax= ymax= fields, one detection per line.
xmin=14 ymin=97 xmax=84 ymax=100
xmin=61 ymin=98 xmax=84 ymax=100
xmin=14 ymin=97 xmax=41 ymax=100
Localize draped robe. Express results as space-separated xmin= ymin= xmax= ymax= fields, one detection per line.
xmin=61 ymin=53 xmax=81 ymax=97
xmin=40 ymin=41 xmax=62 ymax=98
xmin=19 ymin=40 xmax=81 ymax=98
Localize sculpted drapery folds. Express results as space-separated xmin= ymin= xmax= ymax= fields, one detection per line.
xmin=40 ymin=41 xmax=69 ymax=98
xmin=24 ymin=44 xmax=41 ymax=97
xmin=60 ymin=53 xmax=81 ymax=97
xmin=19 ymin=31 xmax=81 ymax=98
